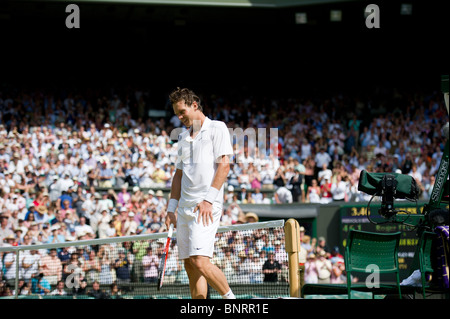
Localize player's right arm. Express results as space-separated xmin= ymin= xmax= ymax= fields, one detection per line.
xmin=165 ymin=168 xmax=182 ymax=229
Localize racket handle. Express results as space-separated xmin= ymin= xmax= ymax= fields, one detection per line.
xmin=167 ymin=223 xmax=174 ymax=237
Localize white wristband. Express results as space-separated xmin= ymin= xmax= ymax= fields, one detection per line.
xmin=167 ymin=198 xmax=179 ymax=213
xmin=204 ymin=187 xmax=219 ymax=204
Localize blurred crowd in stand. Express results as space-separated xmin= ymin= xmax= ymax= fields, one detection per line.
xmin=297 ymin=225 xmax=349 ymax=286
xmin=0 ymin=84 xmax=447 ymax=296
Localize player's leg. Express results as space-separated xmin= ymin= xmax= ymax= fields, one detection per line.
xmin=188 ymin=255 xmax=230 ymax=296
xmin=184 ymin=258 xmax=208 ymax=299
xmin=177 ymin=208 xmax=207 ymax=297
xmin=184 ymin=204 xmax=235 ymax=298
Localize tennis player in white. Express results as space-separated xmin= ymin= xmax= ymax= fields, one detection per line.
xmin=165 ymin=87 xmax=236 ymax=299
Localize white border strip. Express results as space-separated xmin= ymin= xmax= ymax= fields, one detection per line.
xmin=0 ymin=220 xmax=285 ymax=252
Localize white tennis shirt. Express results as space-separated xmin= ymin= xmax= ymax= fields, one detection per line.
xmin=176 ymin=117 xmax=234 ymax=209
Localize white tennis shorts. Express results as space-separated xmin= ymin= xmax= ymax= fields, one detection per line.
xmin=177 ymin=203 xmax=222 ymax=260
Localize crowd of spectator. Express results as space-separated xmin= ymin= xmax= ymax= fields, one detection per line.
xmin=0 ymin=84 xmax=447 ymax=296
xmin=221 ymin=89 xmax=445 ymax=206
xmin=297 ymin=225 xmax=349 ymax=286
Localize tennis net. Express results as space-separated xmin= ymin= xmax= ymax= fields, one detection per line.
xmin=0 ymin=219 xmax=289 ymax=299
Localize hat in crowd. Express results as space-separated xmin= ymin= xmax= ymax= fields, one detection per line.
xmin=238 ymin=251 xmax=247 ymax=258
xmin=128 ymin=212 xmax=135 ymax=217
xmin=133 ymin=186 xmax=140 ymax=193
xmin=50 ymin=224 xmax=60 ymax=231
xmin=245 ymin=212 xmax=259 ymax=223
xmin=120 ymin=206 xmax=128 ymax=212
xmin=155 ymin=190 xmax=164 ymax=197
xmin=227 ymin=185 xmax=234 ymax=192
xmin=4 ymin=234 xmax=15 ymax=241
xmin=236 ymin=213 xmax=247 ymax=224
xmin=299 ymin=226 xmax=305 ymax=232
xmin=94 ymin=192 xmax=101 ymax=199
xmin=148 ymin=189 xmax=155 ymax=195
xmin=37 ymin=205 xmax=48 ymax=214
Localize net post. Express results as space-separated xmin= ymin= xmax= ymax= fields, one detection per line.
xmin=284 ymin=218 xmax=301 ymax=298
xmin=15 ymin=250 xmax=20 ymax=299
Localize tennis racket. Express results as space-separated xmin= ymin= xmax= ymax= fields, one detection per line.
xmin=157 ymin=223 xmax=174 ymax=291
